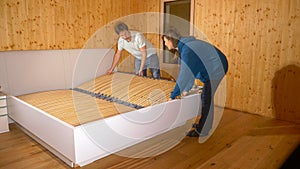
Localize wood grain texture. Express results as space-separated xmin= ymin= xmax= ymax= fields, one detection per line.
xmin=1 ymin=0 xmax=299 ymax=121
xmin=77 ymin=72 xmax=175 ymax=107
xmin=0 ymin=108 xmax=299 ymax=168
xmin=194 ymin=0 xmax=300 ymax=120
xmin=17 ymin=89 xmax=136 ymax=126
xmin=0 ymin=0 xmax=160 ymax=50
xmin=16 ymin=72 xmax=176 ymax=126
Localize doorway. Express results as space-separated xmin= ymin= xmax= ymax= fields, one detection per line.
xmin=160 ymin=0 xmax=194 ymax=78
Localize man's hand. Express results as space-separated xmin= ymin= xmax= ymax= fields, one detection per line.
xmin=106 ymin=69 xmax=113 ymax=75
xmin=138 ymin=69 xmax=143 ymax=76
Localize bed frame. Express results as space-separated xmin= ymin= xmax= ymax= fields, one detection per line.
xmin=1 ymin=49 xmax=201 ymax=167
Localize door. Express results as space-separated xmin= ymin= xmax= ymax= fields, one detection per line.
xmin=160 ymin=0 xmax=194 ymax=79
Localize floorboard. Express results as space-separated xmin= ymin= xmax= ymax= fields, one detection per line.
xmin=0 ymin=108 xmax=299 ymax=169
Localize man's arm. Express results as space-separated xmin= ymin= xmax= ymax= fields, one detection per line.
xmin=106 ymin=50 xmax=122 ymax=74
xmin=138 ymin=46 xmax=147 ymax=76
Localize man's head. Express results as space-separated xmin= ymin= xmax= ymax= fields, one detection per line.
xmin=162 ymin=27 xmax=181 ymax=50
xmin=115 ymin=22 xmax=131 ymax=42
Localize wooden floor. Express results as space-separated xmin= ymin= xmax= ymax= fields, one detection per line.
xmin=0 ymin=108 xmax=299 ymax=169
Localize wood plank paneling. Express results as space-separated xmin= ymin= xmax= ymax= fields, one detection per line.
xmin=0 ymin=0 xmax=161 ymax=85
xmin=194 ymin=0 xmax=300 ymax=121
xmin=1 ymin=0 xmax=299 ymax=121
xmin=0 ymin=0 xmax=160 ymax=51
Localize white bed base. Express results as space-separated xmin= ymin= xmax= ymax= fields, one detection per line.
xmin=2 ymin=48 xmax=201 ymax=166
xmin=8 ymin=94 xmax=200 ymax=166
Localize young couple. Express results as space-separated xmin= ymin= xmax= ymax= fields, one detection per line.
xmin=107 ymin=22 xmax=228 ymax=141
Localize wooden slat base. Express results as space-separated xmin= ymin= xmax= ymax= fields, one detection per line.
xmin=17 ymin=90 xmax=136 ymax=126
xmin=17 ymin=72 xmax=177 ymax=126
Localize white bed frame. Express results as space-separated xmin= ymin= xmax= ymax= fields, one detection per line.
xmin=0 ymin=49 xmax=201 ymax=167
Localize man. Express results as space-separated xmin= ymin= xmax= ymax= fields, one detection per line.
xmin=107 ymin=22 xmax=160 ymax=79
xmin=162 ymin=28 xmax=228 ymax=138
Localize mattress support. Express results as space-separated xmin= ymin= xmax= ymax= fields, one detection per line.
xmin=72 ymin=87 xmax=144 ymax=109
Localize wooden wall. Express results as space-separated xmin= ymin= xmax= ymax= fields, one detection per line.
xmin=194 ymin=0 xmax=300 ymax=122
xmin=0 ymin=0 xmax=159 ymax=51
xmin=1 ymin=0 xmax=299 ymax=122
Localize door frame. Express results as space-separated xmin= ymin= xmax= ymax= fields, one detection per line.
xmin=159 ymin=0 xmax=195 ymax=79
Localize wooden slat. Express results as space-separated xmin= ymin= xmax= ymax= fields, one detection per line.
xmin=77 ymin=72 xmax=176 ymax=107
xmin=17 ymin=89 xmax=136 ymax=126
xmin=17 ymin=73 xmax=177 ymax=126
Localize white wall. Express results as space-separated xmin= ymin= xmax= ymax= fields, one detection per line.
xmin=0 ymin=49 xmax=114 ymax=96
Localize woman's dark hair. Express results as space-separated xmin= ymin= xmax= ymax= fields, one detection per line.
xmin=161 ymin=27 xmax=182 ymax=48
xmin=114 ymin=22 xmax=129 ymax=34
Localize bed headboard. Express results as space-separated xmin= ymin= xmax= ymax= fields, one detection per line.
xmin=0 ymin=49 xmax=114 ymax=96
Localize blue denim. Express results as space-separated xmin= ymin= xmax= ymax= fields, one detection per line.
xmin=135 ymin=54 xmax=161 ymax=79
xmin=195 ymin=79 xmax=222 ymax=136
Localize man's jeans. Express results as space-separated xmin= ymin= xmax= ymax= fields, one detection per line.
xmin=135 ymin=54 xmax=160 ymax=79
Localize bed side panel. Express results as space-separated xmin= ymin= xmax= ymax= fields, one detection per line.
xmin=73 ymin=94 xmax=201 ymax=166
xmin=7 ymin=96 xmax=76 ymax=162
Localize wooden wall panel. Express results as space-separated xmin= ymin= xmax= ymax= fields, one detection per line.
xmin=0 ymin=0 xmax=160 ymax=76
xmin=194 ymin=0 xmax=300 ymax=121
xmin=1 ymin=0 xmax=299 ymax=121
xmin=0 ymin=0 xmax=160 ymax=51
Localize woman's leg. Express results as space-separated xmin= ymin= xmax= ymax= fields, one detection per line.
xmin=196 ymin=79 xmax=222 ymax=136
xmin=187 ymin=79 xmax=222 ymax=137
xmin=196 ymin=81 xmax=212 ymax=136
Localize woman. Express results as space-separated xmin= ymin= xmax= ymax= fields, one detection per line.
xmin=162 ymin=28 xmax=228 ymax=138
